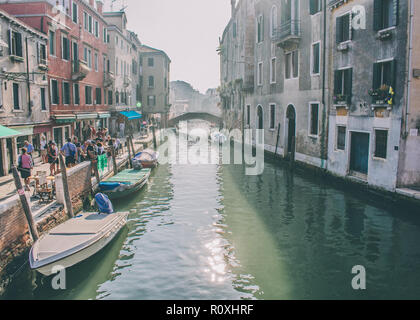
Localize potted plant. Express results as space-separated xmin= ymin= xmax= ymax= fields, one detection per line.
xmin=333 ymin=94 xmax=348 ymax=105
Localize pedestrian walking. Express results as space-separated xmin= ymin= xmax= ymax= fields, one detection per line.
xmin=18 ymin=148 xmax=33 ymax=191
xmin=61 ymin=138 xmax=77 ymax=168
xmin=47 ymin=141 xmax=59 ymax=176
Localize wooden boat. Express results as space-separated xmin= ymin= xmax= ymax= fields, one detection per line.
xmin=29 ymin=211 xmax=129 ymax=276
xmin=133 ymin=149 xmax=159 ymax=168
xmin=99 ymin=168 xmax=151 ymax=199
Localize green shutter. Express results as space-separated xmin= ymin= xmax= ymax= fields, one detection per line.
xmin=373 ymin=63 xmax=381 ymax=90
xmin=336 ymin=16 xmax=343 ymax=43
xmin=16 ymin=33 xmax=22 ymax=57
xmin=334 ymin=70 xmax=340 ymax=95
xmin=344 ymin=68 xmax=353 ymax=102
xmin=310 ymin=0 xmax=315 ymax=15
xmin=373 ymin=0 xmax=382 ymax=31
xmin=392 ymin=0 xmax=399 ymax=27
xmin=7 ymin=30 xmax=11 ymax=55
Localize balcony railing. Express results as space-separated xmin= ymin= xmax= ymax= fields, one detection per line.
xmin=72 ymin=60 xmax=89 ymax=81
xmin=123 ymin=75 xmax=131 ymax=87
xmin=272 ymin=20 xmax=301 ymax=48
xmin=103 ymin=71 xmax=115 ymax=88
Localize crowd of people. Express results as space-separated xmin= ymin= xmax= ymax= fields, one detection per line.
xmin=17 ymin=128 xmax=123 ymax=190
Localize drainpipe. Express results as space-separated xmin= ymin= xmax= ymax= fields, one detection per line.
xmin=25 ymin=37 xmax=32 ymax=115
xmin=404 ymin=0 xmax=414 ymax=137
xmin=320 ymin=0 xmax=328 ymax=169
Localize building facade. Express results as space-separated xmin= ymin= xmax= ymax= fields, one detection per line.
xmin=139 ymin=45 xmax=171 ymax=128
xmin=0 ymin=8 xmax=49 ymax=176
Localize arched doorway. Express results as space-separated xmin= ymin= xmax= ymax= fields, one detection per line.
xmin=286 ymin=104 xmax=296 ymax=158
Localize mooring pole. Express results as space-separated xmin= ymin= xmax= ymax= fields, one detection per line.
xmin=130 ymin=135 xmax=136 ymax=154
xmin=274 ymin=123 xmax=281 ymax=158
xmin=152 ymin=126 xmax=157 ymax=149
xmin=12 ymin=166 xmax=39 ymax=242
xmin=59 ymin=154 xmax=74 ymax=218
xmin=127 ymin=136 xmax=133 ymax=168
xmin=111 ymin=145 xmax=118 ymax=176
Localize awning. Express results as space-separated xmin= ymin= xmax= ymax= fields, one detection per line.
xmin=54 ymin=114 xmax=76 ymax=124
xmin=14 ymin=126 xmax=34 ymax=136
xmin=119 ymin=111 xmax=142 ymax=120
xmin=98 ymin=112 xmax=111 ymax=119
xmin=76 ymin=113 xmax=97 ymax=120
xmin=0 ymin=125 xmax=20 ymax=139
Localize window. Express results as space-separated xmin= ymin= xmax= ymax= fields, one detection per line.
xmin=9 ymin=31 xmax=23 ymax=57
xmin=309 ymin=103 xmax=319 ymax=136
xmin=334 ymin=68 xmax=353 ymax=102
xmin=74 ymin=83 xmax=80 ymax=105
xmin=95 ymin=88 xmax=102 ymax=105
xmin=94 ymin=52 xmax=98 ymax=72
xmin=270 ymin=104 xmax=276 ymax=129
xmin=85 ymin=86 xmax=92 ymax=105
xmin=285 ymin=50 xmax=299 ymax=79
xmin=13 ymin=83 xmax=20 ymax=110
xmin=49 ymin=31 xmax=55 ymax=56
xmin=374 ymin=0 xmax=398 ymax=31
xmin=270 ymin=58 xmax=276 ymax=83
xmin=148 ymin=57 xmax=154 ymax=67
xmin=247 ymin=105 xmax=250 ymax=126
xmin=94 ymin=20 xmax=99 ymax=38
xmin=84 ymin=47 xmax=92 ymax=68
xmin=373 ymin=60 xmax=396 ymax=91
xmin=233 ymin=21 xmax=237 ymax=38
xmin=72 ymin=2 xmax=78 ymax=23
xmin=108 ymin=90 xmax=113 ymax=105
xmin=38 ymin=43 xmax=47 ymax=65
xmin=312 ymin=42 xmax=320 ymax=75
xmin=148 ymin=76 xmax=155 ymax=88
xmin=257 ymin=62 xmax=263 ymax=86
xmin=115 ymin=91 xmax=119 ymax=104
xmin=147 ymin=95 xmax=156 ymax=106
xmin=62 ymin=82 xmax=70 ymax=105
xmin=38 ymin=87 xmax=46 ymax=111
xmin=271 ymin=6 xmax=277 ymax=37
xmin=257 ymin=15 xmax=264 ymax=43
xmin=88 ymin=15 xmax=93 ymax=33
xmin=337 ymin=126 xmax=346 ymax=150
xmin=84 ymin=12 xmax=88 ymax=30
xmin=62 ymin=35 xmax=70 ymax=61
xmin=374 ymin=130 xmax=388 ymax=159
xmin=103 ymin=27 xmax=107 ymax=43
xmin=51 ymin=80 xmax=59 ymax=105
xmin=310 ymin=0 xmax=322 ymax=15
xmin=336 ymin=13 xmax=352 ymax=44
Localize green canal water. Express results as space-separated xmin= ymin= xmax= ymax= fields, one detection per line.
xmin=3 ymin=123 xmax=420 ymax=300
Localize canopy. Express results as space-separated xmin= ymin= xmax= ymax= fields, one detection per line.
xmin=119 ymin=111 xmax=142 ymax=120
xmin=0 ymin=125 xmax=21 ymax=138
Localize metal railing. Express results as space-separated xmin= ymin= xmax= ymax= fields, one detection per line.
xmin=272 ymin=20 xmax=301 ymax=42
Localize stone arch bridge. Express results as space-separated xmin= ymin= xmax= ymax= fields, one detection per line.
xmin=168 ymin=112 xmax=222 ymax=127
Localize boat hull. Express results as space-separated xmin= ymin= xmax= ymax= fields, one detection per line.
xmin=104 ymin=177 xmax=148 ymax=200
xmin=30 ymin=212 xmax=128 ymax=276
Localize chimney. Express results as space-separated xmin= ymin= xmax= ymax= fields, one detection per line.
xmin=231 ymin=0 xmax=236 ymax=17
xmin=96 ymin=1 xmax=103 ymax=14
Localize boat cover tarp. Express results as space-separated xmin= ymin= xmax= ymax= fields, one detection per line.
xmin=95 ymin=193 xmax=114 ymax=214
xmin=105 ymin=169 xmax=151 ymax=183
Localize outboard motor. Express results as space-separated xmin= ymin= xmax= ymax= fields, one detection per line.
xmin=95 ymin=193 xmax=114 ymax=214
xmin=132 ymin=158 xmax=143 ymax=171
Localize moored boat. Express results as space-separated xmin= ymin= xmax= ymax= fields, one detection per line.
xmin=133 ymin=149 xmax=159 ymax=168
xmin=99 ymin=168 xmax=151 ymax=199
xmin=29 ymin=194 xmax=128 ymax=276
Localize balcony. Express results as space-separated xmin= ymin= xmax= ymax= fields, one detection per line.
xmin=241 ymin=75 xmax=254 ymax=93
xmin=123 ymin=75 xmax=131 ymax=87
xmin=103 ymin=71 xmax=114 ymax=88
xmin=38 ymin=58 xmax=48 ymax=71
xmin=272 ymin=20 xmax=301 ymax=50
xmin=72 ymin=60 xmax=89 ymax=81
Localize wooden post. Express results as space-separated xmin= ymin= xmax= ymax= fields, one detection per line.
xmin=12 ymin=166 xmax=39 ymax=242
xmin=111 ymin=145 xmax=118 ymax=176
xmin=274 ymin=123 xmax=281 ymax=158
xmin=59 ymin=153 xmax=74 ymax=218
xmin=152 ymin=126 xmax=157 ymax=149
xmin=127 ymin=136 xmax=133 ymax=168
xmin=130 ymin=135 xmax=136 ymax=154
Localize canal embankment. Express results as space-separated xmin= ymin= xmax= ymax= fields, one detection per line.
xmin=0 ymin=130 xmax=161 ymax=294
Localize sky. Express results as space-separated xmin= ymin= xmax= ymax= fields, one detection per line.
xmin=104 ymin=0 xmax=232 ymax=94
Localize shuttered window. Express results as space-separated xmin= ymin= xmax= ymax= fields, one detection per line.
xmin=51 ymin=80 xmax=59 ymax=105
xmin=8 ymin=30 xmax=23 ymax=57
xmin=62 ymin=82 xmax=70 ymax=105
xmin=334 ymin=68 xmax=353 ymax=102
xmin=270 ymin=104 xmax=276 ymax=129
xmin=309 ymin=0 xmax=322 ymax=15
xmin=62 ymin=36 xmax=70 ymax=61
xmin=309 ymin=103 xmax=319 ymax=136
xmin=49 ymin=31 xmax=55 ymax=56
xmin=312 ymin=42 xmax=320 ymax=74
xmin=374 ymin=0 xmax=399 ymax=31
xmin=41 ymin=88 xmax=46 ymax=111
xmin=336 ymin=13 xmax=351 ymax=44
xmin=74 ymin=84 xmax=80 ymax=105
xmin=85 ymin=86 xmax=92 ymax=105
xmin=337 ymin=126 xmax=346 ymax=150
xmin=374 ymin=130 xmax=388 ymax=159
xmin=13 ymin=83 xmax=20 ymax=110
xmin=96 ymin=88 xmax=102 ymax=105
xmin=257 ymin=15 xmax=264 ymax=43
xmin=372 ymin=60 xmax=396 ymax=91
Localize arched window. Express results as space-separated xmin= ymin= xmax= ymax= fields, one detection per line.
xmin=271 ymin=6 xmax=278 ymax=38
xmin=116 ymin=91 xmax=119 ymax=104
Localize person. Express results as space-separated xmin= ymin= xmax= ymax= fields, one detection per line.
xmin=40 ymin=135 xmax=47 ymax=164
xmin=80 ymin=141 xmax=89 ymax=162
xmin=61 ymin=138 xmax=77 ymax=168
xmin=119 ymin=122 xmax=125 ymax=138
xmin=24 ymin=141 xmax=34 ymax=159
xmin=73 ymin=137 xmax=82 ymax=164
xmin=97 ymin=142 xmax=105 ymax=156
xmin=47 ymin=141 xmax=59 ymax=176
xmin=18 ymin=148 xmax=33 ymax=191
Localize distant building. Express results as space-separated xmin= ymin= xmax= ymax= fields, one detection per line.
xmin=0 ymin=9 xmax=48 ymax=176
xmin=139 ymin=45 xmax=171 ymax=127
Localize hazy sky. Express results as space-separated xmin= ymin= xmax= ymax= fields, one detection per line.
xmin=104 ymin=0 xmax=231 ymax=93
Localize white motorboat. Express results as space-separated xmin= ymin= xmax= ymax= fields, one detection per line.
xmin=29 ymin=211 xmax=129 ymax=276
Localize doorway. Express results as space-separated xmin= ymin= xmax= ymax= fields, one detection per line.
xmin=286 ymin=104 xmax=296 ymax=157
xmin=257 ymin=105 xmax=264 ymax=143
xmin=350 ymin=132 xmax=370 ymax=177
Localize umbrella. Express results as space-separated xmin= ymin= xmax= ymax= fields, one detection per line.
xmin=0 ymin=125 xmax=20 ymax=139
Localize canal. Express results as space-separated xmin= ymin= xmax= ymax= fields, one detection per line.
xmin=2 ymin=121 xmax=420 ymax=300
